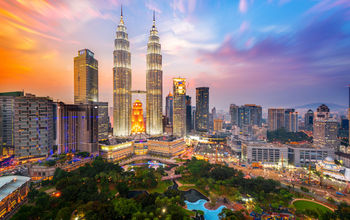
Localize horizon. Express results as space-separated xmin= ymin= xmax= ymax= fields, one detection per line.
xmin=1 ymin=0 xmax=350 ymax=110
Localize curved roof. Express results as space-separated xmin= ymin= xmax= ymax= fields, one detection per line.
xmin=0 ymin=175 xmax=30 ymax=201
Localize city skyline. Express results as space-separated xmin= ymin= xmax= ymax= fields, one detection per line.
xmin=0 ymin=1 xmax=350 ymax=110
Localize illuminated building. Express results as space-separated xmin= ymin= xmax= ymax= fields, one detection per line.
xmin=113 ymin=7 xmax=132 ymax=136
xmin=268 ymin=108 xmax=285 ymax=131
xmin=0 ymin=92 xmax=24 ymax=156
xmin=316 ymin=157 xmax=350 ymax=181
xmin=313 ymin=118 xmax=339 ymax=149
xmin=165 ymin=92 xmax=173 ymax=125
xmin=0 ymin=176 xmax=30 ymax=219
xmin=304 ymin=109 xmax=314 ymax=131
xmin=173 ymin=78 xmax=187 ymax=137
xmin=74 ymin=49 xmax=98 ymax=104
xmin=195 ymin=87 xmax=209 ymax=132
xmin=99 ymin=137 xmax=186 ymax=161
xmin=56 ymin=102 xmax=98 ymax=154
xmin=213 ymin=119 xmax=223 ymax=132
xmin=230 ymin=104 xmax=239 ymax=126
xmin=146 ymin=12 xmax=163 ymax=135
xmin=131 ymin=100 xmax=145 ymax=134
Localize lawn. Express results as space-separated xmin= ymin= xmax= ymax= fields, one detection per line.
xmin=148 ymin=180 xmax=173 ymax=193
xmin=293 ymin=200 xmax=332 ymax=216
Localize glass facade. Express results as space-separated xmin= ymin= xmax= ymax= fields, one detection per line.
xmin=113 ymin=10 xmax=132 ymax=136
xmin=173 ymin=78 xmax=186 ymax=137
xmin=195 ymin=87 xmax=209 ymax=132
xmin=146 ymin=13 xmax=163 ymax=135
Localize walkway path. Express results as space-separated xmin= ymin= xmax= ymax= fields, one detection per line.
xmin=291 ymin=198 xmax=335 ymax=212
xmin=119 ymin=155 xmax=177 ymax=165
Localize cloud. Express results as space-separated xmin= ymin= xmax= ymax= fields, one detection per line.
xmin=196 ymin=9 xmax=350 ymax=107
xmin=239 ymin=0 xmax=248 ymax=13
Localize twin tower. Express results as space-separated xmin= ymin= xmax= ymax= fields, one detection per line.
xmin=113 ymin=8 xmax=163 ymax=136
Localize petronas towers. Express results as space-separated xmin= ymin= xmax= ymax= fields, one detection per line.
xmin=113 ymin=8 xmax=163 ymax=137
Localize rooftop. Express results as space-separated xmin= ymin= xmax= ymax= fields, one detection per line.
xmin=0 ymin=175 xmax=30 ymax=201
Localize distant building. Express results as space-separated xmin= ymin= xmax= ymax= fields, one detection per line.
xmin=313 ymin=118 xmax=339 ymax=149
xmin=97 ymin=102 xmax=109 ymax=141
xmin=173 ymin=78 xmax=186 ymax=137
xmin=195 ymin=87 xmax=209 ymax=132
xmin=229 ymin=104 xmax=239 ymax=126
xmin=316 ymin=104 xmax=330 ymax=119
xmin=212 ymin=107 xmax=217 ymax=119
xmin=165 ymin=92 xmax=173 ymax=125
xmin=268 ymin=108 xmax=298 ymax=132
xmin=304 ymin=109 xmax=314 ymax=131
xmin=74 ymin=49 xmax=98 ymax=104
xmin=186 ymin=96 xmax=192 ymax=133
xmin=213 ymin=119 xmax=223 ymax=132
xmin=56 ymin=102 xmax=98 ymax=154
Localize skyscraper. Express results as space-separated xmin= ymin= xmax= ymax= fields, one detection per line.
xmin=173 ymin=78 xmax=186 ymax=137
xmin=146 ymin=12 xmax=163 ymax=135
xmin=195 ymin=87 xmax=209 ymax=132
xmin=313 ymin=104 xmax=339 ymax=149
xmin=165 ymin=92 xmax=173 ymax=125
xmin=237 ymin=104 xmax=262 ymax=128
xmin=229 ymin=104 xmax=239 ymax=126
xmin=74 ymin=49 xmax=98 ymax=104
xmin=284 ymin=108 xmax=298 ymax=132
xmin=304 ymin=109 xmax=314 ymax=131
xmin=113 ymin=7 xmax=132 ymax=136
xmin=268 ymin=108 xmax=285 ymax=131
xmin=186 ymin=95 xmax=192 ymax=133
xmin=56 ymin=102 xmax=98 ymax=154
xmin=97 ymin=102 xmax=109 ymax=141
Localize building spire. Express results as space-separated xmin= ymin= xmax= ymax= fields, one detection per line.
xmin=120 ymin=5 xmax=124 ymax=24
xmin=152 ymin=10 xmax=156 ymax=28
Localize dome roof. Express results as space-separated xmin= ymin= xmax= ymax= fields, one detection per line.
xmin=325 ymin=156 xmax=333 ymax=162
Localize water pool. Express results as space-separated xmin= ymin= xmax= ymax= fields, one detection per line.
xmin=185 ymin=199 xmax=226 ymax=220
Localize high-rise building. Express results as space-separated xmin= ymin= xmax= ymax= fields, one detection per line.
xmin=213 ymin=119 xmax=223 ymax=132
xmin=348 ymin=85 xmax=350 ymax=145
xmin=0 ymin=92 xmax=23 ymax=154
xmin=14 ymin=94 xmax=54 ymax=159
xmin=146 ymin=12 xmax=163 ymax=136
xmin=173 ymin=78 xmax=186 ymax=137
xmin=268 ymin=108 xmax=285 ymax=131
xmin=212 ymin=107 xmax=217 ymax=119
xmin=186 ymin=95 xmax=192 ymax=133
xmin=74 ymin=49 xmax=98 ymax=104
xmin=313 ymin=104 xmax=339 ymax=149
xmin=229 ymin=104 xmax=239 ymax=126
xmin=0 ymin=92 xmax=54 ymax=159
xmin=304 ymin=109 xmax=314 ymax=131
xmin=236 ymin=104 xmax=262 ymax=129
xmin=195 ymin=87 xmax=209 ymax=132
xmin=113 ymin=8 xmax=132 ymax=136
xmin=284 ymin=109 xmax=298 ymax=132
xmin=56 ymin=102 xmax=98 ymax=154
xmin=165 ymin=92 xmax=173 ymax=125
xmin=131 ymin=100 xmax=145 ymax=134
xmin=97 ymin=102 xmax=109 ymax=141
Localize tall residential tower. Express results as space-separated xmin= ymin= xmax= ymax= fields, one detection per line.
xmin=173 ymin=78 xmax=186 ymax=137
xmin=146 ymin=12 xmax=163 ymax=135
xmin=113 ymin=7 xmax=132 ymax=136
xmin=195 ymin=87 xmax=209 ymax=132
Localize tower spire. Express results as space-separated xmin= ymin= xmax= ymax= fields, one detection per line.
xmin=120 ymin=5 xmax=124 ymax=24
xmin=152 ymin=10 xmax=156 ymax=28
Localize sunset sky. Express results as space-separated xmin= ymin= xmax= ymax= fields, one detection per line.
xmin=1 ymin=0 xmax=349 ymax=110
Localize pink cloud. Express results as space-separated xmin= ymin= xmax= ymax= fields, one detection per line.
xmin=239 ymin=0 xmax=248 ymax=13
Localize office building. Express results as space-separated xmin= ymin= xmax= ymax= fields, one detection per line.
xmin=213 ymin=119 xmax=223 ymax=132
xmin=238 ymin=104 xmax=262 ymax=129
xmin=173 ymin=78 xmax=186 ymax=137
xmin=288 ymin=145 xmax=334 ymax=167
xmin=74 ymin=49 xmax=98 ymax=104
xmin=113 ymin=8 xmax=132 ymax=136
xmin=316 ymin=104 xmax=330 ymax=119
xmin=284 ymin=109 xmax=298 ymax=132
xmin=229 ymin=104 xmax=239 ymax=126
xmin=268 ymin=108 xmax=298 ymax=132
xmin=165 ymin=92 xmax=173 ymax=125
xmin=313 ymin=118 xmax=339 ymax=149
xmin=56 ymin=102 xmax=98 ymax=154
xmin=146 ymin=12 xmax=163 ymax=136
xmin=97 ymin=102 xmax=109 ymax=141
xmin=195 ymin=87 xmax=209 ymax=132
xmin=186 ymin=96 xmax=192 ymax=133
xmin=304 ymin=109 xmax=314 ymax=131
xmin=212 ymin=107 xmax=217 ymax=119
